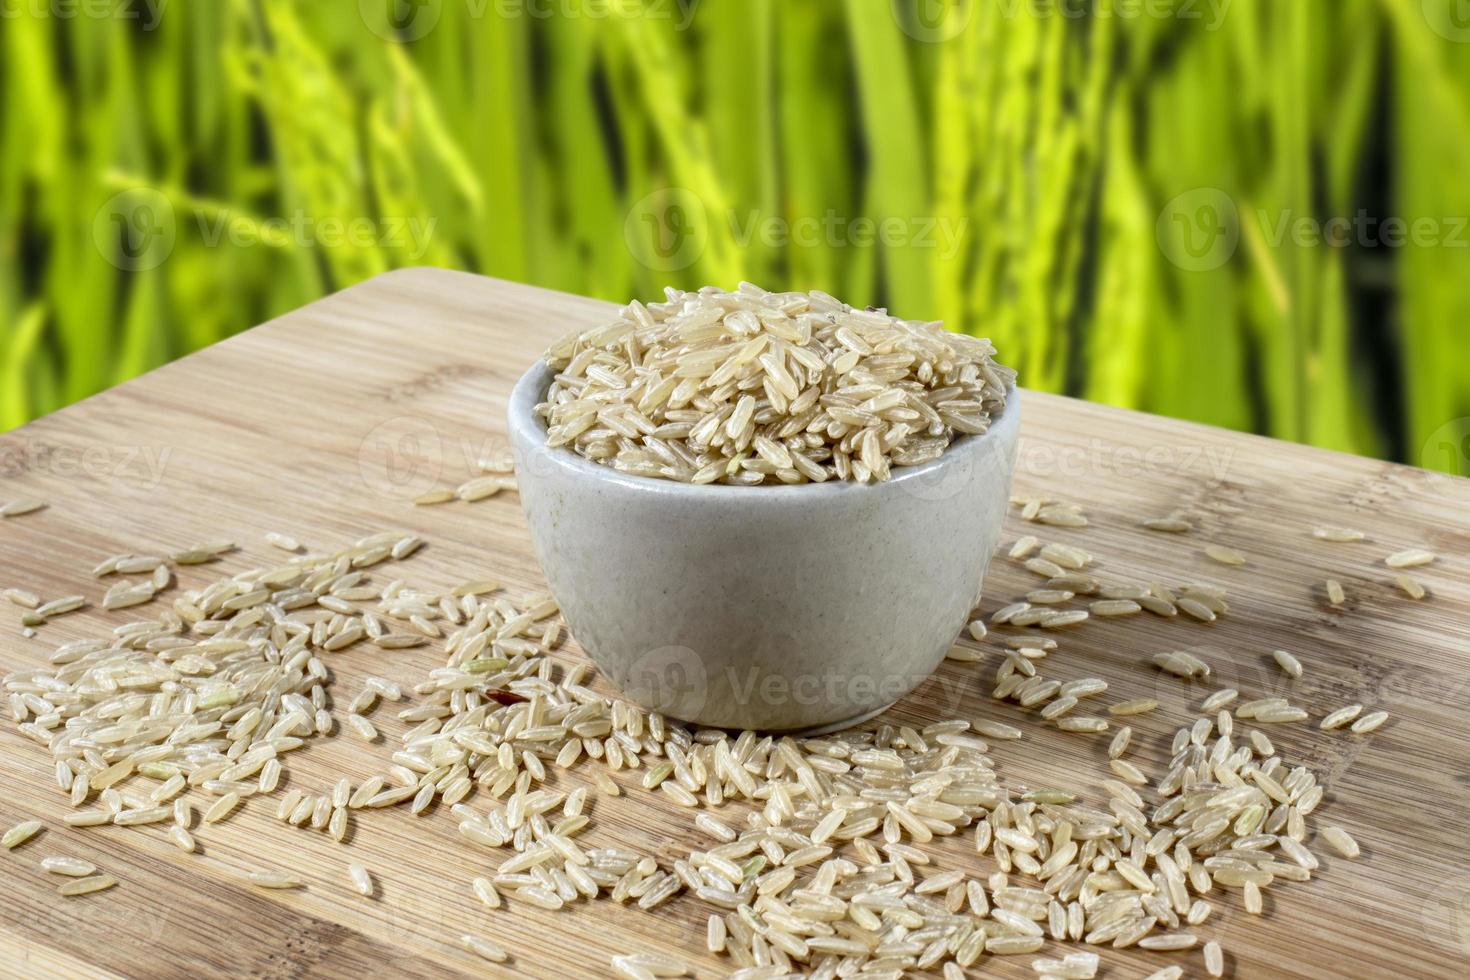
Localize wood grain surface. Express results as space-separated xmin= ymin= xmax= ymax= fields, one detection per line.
xmin=1 ymin=268 xmax=1468 ymax=979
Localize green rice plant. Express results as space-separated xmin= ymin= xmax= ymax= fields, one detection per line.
xmin=1 ymin=0 xmax=1468 ymax=476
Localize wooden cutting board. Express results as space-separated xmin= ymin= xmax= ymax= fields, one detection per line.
xmin=1 ymin=268 xmax=1467 ymax=979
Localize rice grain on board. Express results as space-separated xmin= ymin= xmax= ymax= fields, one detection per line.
xmin=35 ymin=595 xmax=85 ymax=618
xmin=1204 ymin=545 xmax=1246 ymax=566
xmin=1394 ymin=574 xmax=1427 ymax=599
xmin=1107 ymin=698 xmax=1158 ymax=716
xmin=1243 ymin=880 xmax=1263 ymax=914
xmin=973 ymin=720 xmax=1023 ymax=740
xmin=2 ymin=588 xmax=41 ymax=608
xmin=348 ymin=863 xmax=374 ymax=897
xmin=611 ymin=952 xmax=690 ymax=977
xmin=2 ymin=821 xmax=43 ymax=849
xmin=1141 ymin=517 xmax=1192 ymax=533
xmin=1204 ymin=940 xmax=1225 ymax=976
xmin=41 ymin=856 xmax=96 ymax=876
xmin=1201 ymin=688 xmax=1238 ymax=711
xmin=1321 ymin=826 xmax=1361 ymax=858
xmin=1320 ymin=705 xmax=1363 ymax=730
xmin=57 ymin=875 xmax=117 ymax=897
xmin=1272 ymin=649 xmax=1303 ymax=678
xmin=462 ymin=934 xmax=510 ymax=964
xmin=1009 ymin=536 xmax=1041 ymax=559
xmin=1351 ymin=710 xmax=1389 ymax=733
xmin=1144 ymin=969 xmax=1184 ymax=980
xmin=1385 ymin=548 xmax=1435 ymax=568
xmin=203 ymin=793 xmax=241 ymax=824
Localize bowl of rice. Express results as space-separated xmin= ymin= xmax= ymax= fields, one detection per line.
xmin=508 ymin=283 xmax=1019 ymax=731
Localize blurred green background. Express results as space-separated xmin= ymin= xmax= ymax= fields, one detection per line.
xmin=3 ymin=0 xmax=1469 ymax=472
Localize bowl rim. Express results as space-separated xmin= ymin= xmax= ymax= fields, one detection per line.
xmin=507 ymin=358 xmax=1020 ymax=501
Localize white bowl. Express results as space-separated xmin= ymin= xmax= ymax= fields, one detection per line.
xmin=508 ymin=360 xmax=1020 ymax=732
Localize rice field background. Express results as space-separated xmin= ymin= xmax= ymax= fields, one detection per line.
xmin=2 ymin=0 xmax=1469 ymax=474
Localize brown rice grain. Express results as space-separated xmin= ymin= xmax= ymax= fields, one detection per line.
xmin=1350 ymin=710 xmax=1388 ymax=734
xmin=1272 ymin=649 xmax=1303 ymax=678
xmin=1009 ymin=536 xmax=1041 ymax=560
xmin=463 ymin=934 xmax=510 ymax=964
xmin=1109 ymin=759 xmax=1148 ymax=785
xmin=1321 ymin=826 xmax=1360 ymax=858
xmin=1204 ymin=940 xmax=1224 ymax=976
xmin=63 ymin=811 xmax=111 ymax=828
xmin=1385 ymin=548 xmax=1435 ymax=568
xmin=1039 ymin=609 xmax=1089 ymax=629
xmin=58 ymin=875 xmax=117 ymax=897
xmin=1201 ymin=688 xmax=1238 ymax=711
xmin=1243 ymin=880 xmax=1263 ymax=914
xmin=203 ymin=792 xmax=242 ymax=824
xmin=349 ymin=863 xmax=374 ymax=896
xmin=1177 ymin=597 xmax=1217 ymax=622
xmin=1138 ymin=595 xmax=1178 ymax=617
xmin=1090 ymin=599 xmax=1141 ymax=617
xmin=1320 ymin=705 xmax=1362 ymax=730
xmin=3 ymin=821 xmax=43 ymax=849
xmin=1204 ymin=545 xmax=1246 ymax=566
xmin=266 ymin=532 xmax=302 ymax=552
xmin=1138 ymin=933 xmax=1198 ymax=951
xmin=1394 ymin=574 xmax=1427 ymax=600
xmin=2 ymin=587 xmax=41 ymax=608
xmin=244 ymin=870 xmax=302 ymax=889
xmin=41 ymin=856 xmax=96 ymax=877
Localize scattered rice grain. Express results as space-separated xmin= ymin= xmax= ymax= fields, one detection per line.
xmin=1350 ymin=710 xmax=1388 ymax=734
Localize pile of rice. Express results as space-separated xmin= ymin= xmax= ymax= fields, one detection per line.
xmin=3 ymin=527 xmax=1371 ymax=978
xmin=537 ymin=283 xmax=1015 ymax=485
xmin=4 ymin=504 xmax=1420 ymax=975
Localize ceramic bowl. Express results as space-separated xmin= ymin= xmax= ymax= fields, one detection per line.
xmin=508 ymin=360 xmax=1020 ymax=732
